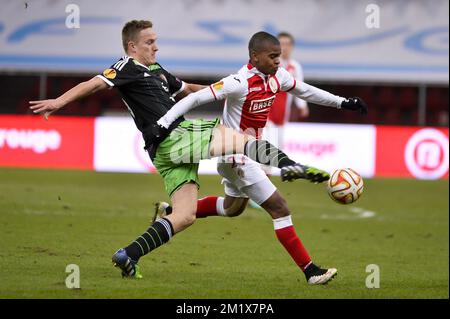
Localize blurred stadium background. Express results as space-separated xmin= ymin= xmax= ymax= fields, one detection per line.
xmin=0 ymin=0 xmax=448 ymax=299
xmin=0 ymin=0 xmax=448 ymax=178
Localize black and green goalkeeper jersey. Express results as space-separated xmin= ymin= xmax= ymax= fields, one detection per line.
xmin=97 ymin=56 xmax=185 ymax=149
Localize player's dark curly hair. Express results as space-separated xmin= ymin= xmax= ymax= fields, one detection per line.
xmin=122 ymin=20 xmax=153 ymax=53
xmin=248 ymin=31 xmax=280 ymax=57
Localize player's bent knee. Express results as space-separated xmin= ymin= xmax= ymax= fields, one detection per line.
xmin=223 ymin=197 xmax=248 ymax=217
xmin=169 ymin=208 xmax=197 ymax=232
xmin=182 ymin=212 xmax=196 ymax=227
xmin=261 ymin=192 xmax=291 ymax=219
xmin=225 ymin=205 xmax=245 ymax=217
xmin=275 ymin=199 xmax=290 ymax=216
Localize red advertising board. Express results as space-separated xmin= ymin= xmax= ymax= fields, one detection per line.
xmin=376 ymin=126 xmax=449 ymax=179
xmin=0 ymin=115 xmax=94 ymax=169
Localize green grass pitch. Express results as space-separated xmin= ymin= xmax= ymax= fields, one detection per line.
xmin=0 ymin=168 xmax=448 ymax=298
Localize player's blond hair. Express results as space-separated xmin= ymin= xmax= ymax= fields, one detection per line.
xmin=122 ymin=20 xmax=153 ymax=53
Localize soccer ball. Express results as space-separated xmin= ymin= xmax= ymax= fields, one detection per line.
xmin=327 ymin=168 xmax=364 ymax=204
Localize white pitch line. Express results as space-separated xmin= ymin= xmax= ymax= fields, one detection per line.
xmin=349 ymin=207 xmax=376 ymax=218
xmin=320 ymin=207 xmax=376 ymax=220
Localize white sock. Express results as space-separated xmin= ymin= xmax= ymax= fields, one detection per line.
xmin=272 ymin=215 xmax=293 ymax=230
xmin=216 ymin=197 xmax=226 ymax=216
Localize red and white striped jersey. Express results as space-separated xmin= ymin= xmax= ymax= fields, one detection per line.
xmin=209 ymin=63 xmax=296 ymax=138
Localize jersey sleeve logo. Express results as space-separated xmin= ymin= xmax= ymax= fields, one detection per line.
xmin=268 ymin=77 xmax=278 ymax=93
xmin=103 ymin=68 xmax=117 ymax=79
xmin=212 ymin=80 xmax=224 ymax=92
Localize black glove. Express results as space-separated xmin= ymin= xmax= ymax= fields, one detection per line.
xmin=341 ymin=97 xmax=368 ymax=115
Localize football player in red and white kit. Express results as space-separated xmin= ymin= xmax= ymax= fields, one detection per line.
xmin=155 ymin=32 xmax=367 ymax=285
xmin=264 ymin=32 xmax=308 ymax=150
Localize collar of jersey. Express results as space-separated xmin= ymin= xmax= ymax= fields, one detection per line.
xmin=131 ymin=58 xmax=160 ymax=71
xmin=246 ymin=62 xmax=270 ymax=78
xmin=131 ymin=58 xmax=147 ymax=69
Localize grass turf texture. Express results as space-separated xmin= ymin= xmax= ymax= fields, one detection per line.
xmin=0 ymin=168 xmax=448 ymax=299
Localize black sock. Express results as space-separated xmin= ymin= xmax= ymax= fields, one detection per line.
xmin=244 ymin=139 xmax=296 ymax=168
xmin=125 ymin=217 xmax=174 ymax=261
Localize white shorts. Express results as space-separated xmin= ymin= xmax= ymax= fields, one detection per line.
xmin=217 ymin=155 xmax=277 ymax=205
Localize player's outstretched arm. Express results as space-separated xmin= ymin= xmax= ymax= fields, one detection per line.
xmin=157 ymin=87 xmax=215 ymax=128
xmin=29 ymin=76 xmax=108 ymax=120
xmin=289 ymin=81 xmax=368 ymax=114
xmin=174 ymin=83 xmax=206 ymax=100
